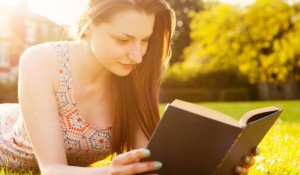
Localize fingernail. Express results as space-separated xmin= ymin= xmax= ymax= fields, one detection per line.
xmin=154 ymin=162 xmax=162 ymax=169
xmin=234 ymin=166 xmax=242 ymax=173
xmin=243 ymin=156 xmax=251 ymax=164
xmin=253 ymin=148 xmax=260 ymax=155
xmin=143 ymin=149 xmax=151 ymax=156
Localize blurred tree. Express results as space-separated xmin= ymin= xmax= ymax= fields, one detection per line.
xmin=183 ymin=0 xmax=300 ymax=83
xmin=166 ymin=0 xmax=203 ymax=64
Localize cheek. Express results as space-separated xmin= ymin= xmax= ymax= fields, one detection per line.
xmin=91 ymin=39 xmax=119 ymax=59
xmin=90 ymin=36 xmax=105 ymax=57
xmin=110 ymin=45 xmax=129 ymax=59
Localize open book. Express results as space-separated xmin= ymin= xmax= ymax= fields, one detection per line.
xmin=139 ymin=99 xmax=282 ymax=175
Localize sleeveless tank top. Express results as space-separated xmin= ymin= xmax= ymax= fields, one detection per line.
xmin=0 ymin=41 xmax=112 ymax=172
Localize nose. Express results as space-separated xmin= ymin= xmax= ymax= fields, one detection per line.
xmin=128 ymin=43 xmax=143 ymax=64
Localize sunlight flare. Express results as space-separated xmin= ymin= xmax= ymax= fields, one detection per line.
xmin=0 ymin=0 xmax=20 ymax=6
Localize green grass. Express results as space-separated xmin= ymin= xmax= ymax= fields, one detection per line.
xmin=198 ymin=100 xmax=300 ymax=175
xmin=0 ymin=169 xmax=35 ymax=175
xmin=1 ymin=101 xmax=300 ymax=174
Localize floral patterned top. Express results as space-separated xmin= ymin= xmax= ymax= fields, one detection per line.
xmin=0 ymin=41 xmax=112 ymax=172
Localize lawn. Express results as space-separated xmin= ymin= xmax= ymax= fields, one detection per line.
xmin=1 ymin=100 xmax=299 ymax=174
xmin=198 ymin=100 xmax=300 ymax=175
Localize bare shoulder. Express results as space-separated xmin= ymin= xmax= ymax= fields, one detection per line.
xmin=18 ymin=42 xmax=60 ymax=90
xmin=19 ymin=42 xmax=58 ymax=70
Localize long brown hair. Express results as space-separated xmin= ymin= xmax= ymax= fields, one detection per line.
xmin=75 ymin=0 xmax=175 ymax=154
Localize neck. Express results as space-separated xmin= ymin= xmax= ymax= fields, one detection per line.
xmin=69 ymin=40 xmax=111 ymax=86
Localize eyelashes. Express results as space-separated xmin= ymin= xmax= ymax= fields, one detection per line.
xmin=115 ymin=38 xmax=150 ymax=44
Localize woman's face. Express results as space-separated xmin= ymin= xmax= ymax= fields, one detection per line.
xmin=87 ymin=9 xmax=155 ymax=76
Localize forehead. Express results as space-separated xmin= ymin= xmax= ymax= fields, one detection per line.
xmin=99 ymin=9 xmax=155 ymax=37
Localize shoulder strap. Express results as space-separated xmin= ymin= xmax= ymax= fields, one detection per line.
xmin=50 ymin=41 xmax=71 ymax=80
xmin=49 ymin=41 xmax=76 ymax=105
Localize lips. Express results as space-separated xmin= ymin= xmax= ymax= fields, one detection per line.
xmin=120 ymin=63 xmax=134 ymax=69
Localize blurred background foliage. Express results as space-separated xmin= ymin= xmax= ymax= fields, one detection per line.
xmin=184 ymin=0 xmax=300 ymax=83
xmin=161 ymin=0 xmax=300 ymax=102
xmin=166 ymin=0 xmax=203 ymax=64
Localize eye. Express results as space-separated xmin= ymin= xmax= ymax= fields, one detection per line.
xmin=116 ymin=38 xmax=129 ymax=43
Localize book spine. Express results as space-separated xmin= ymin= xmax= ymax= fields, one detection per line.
xmin=212 ymin=129 xmax=245 ymax=175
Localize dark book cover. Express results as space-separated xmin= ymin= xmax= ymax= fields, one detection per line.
xmin=140 ymin=105 xmax=243 ymax=175
xmin=138 ymin=101 xmax=282 ymax=175
xmin=215 ymin=110 xmax=282 ymax=174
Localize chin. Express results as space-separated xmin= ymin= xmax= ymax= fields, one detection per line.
xmin=112 ymin=70 xmax=132 ymax=77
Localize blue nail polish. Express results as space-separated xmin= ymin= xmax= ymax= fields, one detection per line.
xmin=154 ymin=162 xmax=162 ymax=169
xmin=143 ymin=149 xmax=151 ymax=156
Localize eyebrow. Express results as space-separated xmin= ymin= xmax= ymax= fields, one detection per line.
xmin=120 ymin=33 xmax=153 ymax=39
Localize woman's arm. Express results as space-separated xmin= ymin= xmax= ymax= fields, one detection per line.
xmin=18 ymin=44 xmax=161 ymax=175
xmin=18 ymin=44 xmax=70 ymax=174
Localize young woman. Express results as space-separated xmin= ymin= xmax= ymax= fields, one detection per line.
xmin=0 ymin=0 xmax=258 ymax=174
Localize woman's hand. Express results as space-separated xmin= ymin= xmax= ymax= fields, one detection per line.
xmin=234 ymin=147 xmax=260 ymax=175
xmin=108 ymin=149 xmax=162 ymax=175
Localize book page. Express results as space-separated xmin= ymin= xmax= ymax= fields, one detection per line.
xmin=239 ymin=106 xmax=280 ymax=125
xmin=171 ymin=100 xmax=242 ymax=127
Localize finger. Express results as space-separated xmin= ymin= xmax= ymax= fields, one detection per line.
xmin=112 ymin=149 xmax=151 ymax=166
xmin=112 ymin=161 xmax=162 ymax=175
xmin=234 ymin=166 xmax=249 ymax=174
xmin=243 ymin=156 xmax=255 ymax=168
xmin=251 ymin=147 xmax=260 ymax=156
xmin=243 ymin=157 xmax=256 ymax=168
xmin=243 ymin=156 xmax=251 ymax=164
